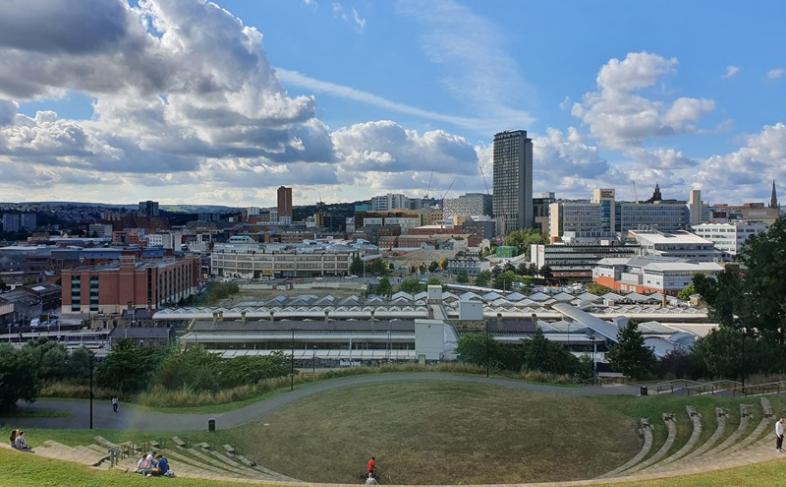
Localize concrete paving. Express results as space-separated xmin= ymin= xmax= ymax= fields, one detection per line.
xmin=1 ymin=372 xmax=639 ymax=432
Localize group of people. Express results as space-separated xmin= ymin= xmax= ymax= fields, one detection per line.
xmin=8 ymin=430 xmax=31 ymax=451
xmin=136 ymin=451 xmax=174 ymax=478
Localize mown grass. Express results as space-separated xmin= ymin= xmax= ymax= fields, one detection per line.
xmin=225 ymin=381 xmax=639 ymax=484
xmin=6 ymin=421 xmax=786 ymax=487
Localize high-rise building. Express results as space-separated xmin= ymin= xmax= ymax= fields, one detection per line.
xmin=20 ymin=213 xmax=37 ymax=231
xmin=492 ymin=130 xmax=533 ymax=235
xmin=138 ymin=201 xmax=160 ymax=218
xmin=771 ymin=180 xmax=779 ymax=209
xmin=442 ymin=193 xmax=493 ymax=222
xmin=2 ymin=213 xmax=20 ymax=233
xmin=370 ymin=193 xmax=409 ymax=212
xmin=277 ymin=186 xmax=293 ymax=225
xmin=532 ymin=192 xmax=556 ymax=235
xmin=688 ymin=189 xmax=703 ymax=226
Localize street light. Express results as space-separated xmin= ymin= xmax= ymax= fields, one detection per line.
xmin=734 ymin=315 xmax=747 ymax=390
xmin=587 ymin=330 xmax=597 ymax=381
xmin=88 ymin=351 xmax=94 ymax=430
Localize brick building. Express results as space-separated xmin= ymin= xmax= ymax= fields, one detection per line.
xmin=61 ymin=255 xmax=201 ymax=314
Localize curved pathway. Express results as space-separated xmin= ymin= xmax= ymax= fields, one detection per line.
xmin=1 ymin=372 xmax=638 ymax=432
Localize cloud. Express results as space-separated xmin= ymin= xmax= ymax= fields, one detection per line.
xmin=696 ymin=122 xmax=786 ymax=202
xmin=397 ymin=0 xmax=534 ymax=129
xmin=722 ymin=65 xmax=740 ymax=78
xmin=332 ymin=3 xmax=366 ymax=31
xmin=767 ymin=68 xmax=785 ymax=80
xmin=275 ymin=68 xmax=485 ymax=130
xmin=571 ymin=52 xmax=715 ymax=149
xmin=331 ymin=120 xmax=479 ymax=175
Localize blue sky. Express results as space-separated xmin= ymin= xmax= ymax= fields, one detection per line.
xmin=1 ymin=0 xmax=785 ymax=206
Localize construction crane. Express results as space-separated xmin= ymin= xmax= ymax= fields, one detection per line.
xmin=478 ymin=162 xmax=491 ymax=195
xmin=424 ymin=171 xmax=433 ymax=199
xmin=440 ymin=175 xmax=457 ymax=202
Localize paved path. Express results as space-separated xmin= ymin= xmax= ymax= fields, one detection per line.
xmin=1 ymin=372 xmax=638 ymax=432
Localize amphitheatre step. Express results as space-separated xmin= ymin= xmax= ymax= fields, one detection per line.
xmin=160 ymin=448 xmax=238 ymax=476
xmin=93 ymin=436 xmax=119 ymax=449
xmin=623 ymin=412 xmax=678 ymax=474
xmin=597 ymin=418 xmax=653 ymax=478
xmin=699 ymin=404 xmax=752 ymax=458
xmin=201 ymin=446 xmax=276 ymax=479
xmin=172 ymin=436 xmax=187 ymax=448
xmin=728 ymin=398 xmax=774 ymax=453
xmin=649 ymin=406 xmax=702 ymax=469
xmin=34 ymin=440 xmax=108 ymax=467
xmin=174 ymin=445 xmax=243 ymax=475
xmin=680 ymin=407 xmax=728 ymax=461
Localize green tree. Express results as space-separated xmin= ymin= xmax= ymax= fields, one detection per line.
xmin=493 ymin=271 xmax=519 ymax=291
xmin=374 ymin=277 xmax=393 ymax=297
xmin=399 ymin=277 xmax=424 ymax=294
xmin=504 ymin=229 xmax=546 ymax=258
xmin=439 ymin=257 xmax=449 ymax=270
xmin=607 ymin=321 xmax=656 ymax=379
xmin=456 ymin=333 xmax=499 ymax=369
xmin=521 ymin=329 xmax=580 ymax=375
xmin=586 ymin=283 xmax=614 ymax=295
xmin=428 ymin=261 xmax=439 ymax=273
xmin=474 ymin=270 xmax=491 ymax=287
xmin=0 ymin=345 xmax=39 ymax=411
xmin=96 ymin=340 xmax=167 ymax=394
xmin=365 ymin=259 xmax=388 ymax=276
xmin=427 ymin=277 xmax=441 ymax=287
xmin=677 ymin=283 xmax=695 ymax=301
xmin=456 ymin=270 xmax=469 ymax=284
xmin=349 ymin=255 xmax=364 ymax=275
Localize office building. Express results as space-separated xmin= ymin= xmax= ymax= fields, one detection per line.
xmin=688 ymin=190 xmax=703 ymax=225
xmin=533 ymin=192 xmax=556 ymax=235
xmin=2 ymin=214 xmax=20 ymax=233
xmin=629 ymin=230 xmax=722 ymax=262
xmin=88 ymin=224 xmax=114 ymax=238
xmin=593 ymin=256 xmax=723 ymax=295
xmin=211 ymin=249 xmax=355 ymax=279
xmin=20 ymin=213 xmax=37 ymax=231
xmin=371 ymin=193 xmax=410 ymax=212
xmin=707 ymin=202 xmax=780 ymax=224
xmin=61 ymin=255 xmax=201 ymax=314
xmin=492 ymin=130 xmax=533 ymax=235
xmin=618 ymin=201 xmax=690 ymax=233
xmin=548 ymin=201 xmax=611 ymax=242
xmin=692 ymin=221 xmax=769 ymax=256
xmin=530 ymin=242 xmax=639 ymax=281
xmin=442 ymin=193 xmax=493 ymax=221
xmin=277 ymin=186 xmax=293 ymax=225
xmin=138 ymin=201 xmax=160 ymax=218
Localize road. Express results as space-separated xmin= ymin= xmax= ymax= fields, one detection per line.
xmin=1 ymin=372 xmax=639 ymax=432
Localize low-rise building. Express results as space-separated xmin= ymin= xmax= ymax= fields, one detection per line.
xmin=61 ymin=255 xmax=201 ymax=314
xmin=630 ymin=229 xmax=723 ymax=262
xmin=211 ymin=249 xmax=355 ymax=279
xmin=691 ymin=221 xmax=769 ymax=256
xmin=592 ymin=256 xmax=723 ymax=295
xmin=530 ymin=243 xmax=639 ymax=281
xmin=446 ymin=255 xmax=490 ymax=276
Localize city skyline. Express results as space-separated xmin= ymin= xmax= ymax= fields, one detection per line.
xmin=0 ymin=0 xmax=785 ymax=207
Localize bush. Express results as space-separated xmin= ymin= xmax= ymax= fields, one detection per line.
xmin=96 ymin=340 xmax=169 ymax=394
xmin=0 ymin=344 xmax=40 ymax=411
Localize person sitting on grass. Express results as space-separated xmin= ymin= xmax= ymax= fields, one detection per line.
xmin=13 ymin=431 xmax=31 ymax=451
xmin=136 ymin=453 xmax=153 ymax=475
xmin=146 ymin=454 xmax=174 ymax=477
xmin=9 ymin=430 xmax=18 ymax=447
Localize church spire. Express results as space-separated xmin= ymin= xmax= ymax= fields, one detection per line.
xmin=771 ymin=180 xmax=779 ymax=209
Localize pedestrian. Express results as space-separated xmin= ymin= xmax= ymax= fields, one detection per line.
xmin=776 ymin=417 xmax=784 ymax=452
xmin=367 ymin=456 xmax=376 ymax=476
xmin=112 ymin=396 xmax=119 ymax=413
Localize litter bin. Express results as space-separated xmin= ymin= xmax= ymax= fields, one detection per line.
xmin=640 ymin=386 xmax=648 ymax=396
xmin=208 ymin=418 xmax=216 ymax=432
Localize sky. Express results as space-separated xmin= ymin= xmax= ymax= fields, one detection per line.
xmin=0 ymin=0 xmax=785 ymax=207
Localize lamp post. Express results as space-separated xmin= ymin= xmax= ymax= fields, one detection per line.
xmin=88 ymin=352 xmax=94 ymax=430
xmin=312 ymin=345 xmax=317 ymax=375
xmin=734 ymin=315 xmax=747 ymax=390
xmin=587 ymin=330 xmax=597 ymax=381
xmin=290 ymin=328 xmax=295 ymax=391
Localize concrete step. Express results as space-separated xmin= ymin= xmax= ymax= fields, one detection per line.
xmin=624 ymin=412 xmax=678 ymax=474
xmin=597 ymin=418 xmax=653 ymax=478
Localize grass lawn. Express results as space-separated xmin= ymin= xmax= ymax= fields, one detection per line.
xmin=224 ymin=381 xmax=640 ymax=485
xmin=5 ymin=436 xmax=786 ymax=487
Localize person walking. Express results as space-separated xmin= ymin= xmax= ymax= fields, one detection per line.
xmin=776 ymin=417 xmax=784 ymax=453
xmin=367 ymin=456 xmax=376 ymax=476
xmin=112 ymin=396 xmax=119 ymax=413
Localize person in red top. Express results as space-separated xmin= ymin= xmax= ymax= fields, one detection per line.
xmin=367 ymin=456 xmax=376 ymax=475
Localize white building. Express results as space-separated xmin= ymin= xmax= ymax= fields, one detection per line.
xmin=211 ymin=250 xmax=354 ymax=279
xmin=629 ymin=230 xmax=722 ymax=262
xmin=593 ymin=256 xmax=723 ymax=294
xmin=146 ymin=231 xmax=182 ymax=250
xmin=371 ymin=194 xmax=410 ymax=212
xmin=691 ymin=221 xmax=769 ymax=256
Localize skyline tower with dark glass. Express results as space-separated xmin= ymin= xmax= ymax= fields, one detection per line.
xmin=492 ymin=130 xmax=533 ymax=235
